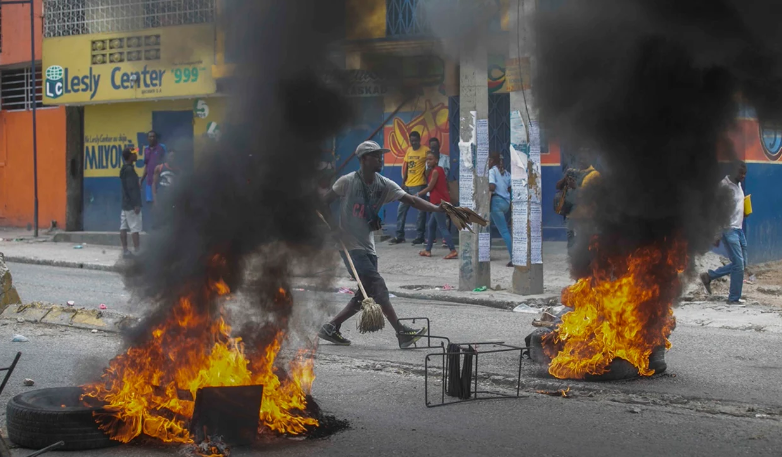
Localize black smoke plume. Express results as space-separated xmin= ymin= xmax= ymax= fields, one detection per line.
xmin=124 ymin=0 xmax=351 ymax=343
xmin=535 ymin=0 xmax=782 ymax=277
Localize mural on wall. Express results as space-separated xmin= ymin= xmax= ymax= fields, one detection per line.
xmin=382 ymin=100 xmax=450 ymax=166
xmin=488 ymin=54 xmax=508 ymax=94
xmin=733 ymin=106 xmax=782 ymax=163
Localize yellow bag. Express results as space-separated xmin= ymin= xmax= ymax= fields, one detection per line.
xmin=744 ymin=194 xmax=753 ymax=217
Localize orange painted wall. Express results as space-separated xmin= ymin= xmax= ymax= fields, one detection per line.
xmin=0 ymin=107 xmax=67 ymax=227
xmin=0 ymin=0 xmax=43 ymax=66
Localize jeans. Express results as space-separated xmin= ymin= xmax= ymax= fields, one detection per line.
xmin=491 ymin=195 xmax=512 ymax=257
xmin=708 ymin=228 xmax=747 ymax=302
xmin=426 ymin=211 xmax=455 ymax=251
xmin=396 ymin=185 xmax=427 ymax=240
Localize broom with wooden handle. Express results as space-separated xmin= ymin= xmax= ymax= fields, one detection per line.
xmin=316 ymin=211 xmax=385 ymax=333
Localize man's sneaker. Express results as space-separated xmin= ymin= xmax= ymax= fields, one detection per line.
xmin=727 ymin=298 xmax=747 ymax=304
xmin=122 ymin=250 xmax=135 ymax=259
xmin=411 ymin=238 xmax=425 ymax=245
xmin=318 ymin=323 xmax=351 ymax=346
xmin=700 ymin=272 xmax=712 ymax=295
xmin=388 ymin=237 xmax=406 ymax=245
xmin=397 ymin=325 xmax=427 ymax=349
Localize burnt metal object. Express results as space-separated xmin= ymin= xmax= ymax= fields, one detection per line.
xmin=425 ymin=342 xmax=528 ymax=407
xmin=190 ymin=385 xmax=264 ymax=445
xmin=396 ymin=317 xmax=451 ymax=349
xmin=0 ymin=352 xmax=21 ymax=396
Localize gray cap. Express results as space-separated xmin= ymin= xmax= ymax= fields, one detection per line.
xmin=355 ymin=140 xmax=391 ymax=157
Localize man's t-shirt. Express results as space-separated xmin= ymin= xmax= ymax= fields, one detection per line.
xmin=489 ymin=166 xmax=511 ymax=201
xmin=722 ymin=175 xmax=745 ymax=230
xmin=143 ymin=144 xmax=166 ymax=185
xmin=404 ymin=146 xmax=427 ymax=187
xmin=333 ymin=171 xmax=407 ymax=256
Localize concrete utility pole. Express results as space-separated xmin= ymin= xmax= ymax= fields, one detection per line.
xmin=508 ymin=0 xmax=544 ymax=294
xmin=458 ymin=40 xmax=491 ymax=291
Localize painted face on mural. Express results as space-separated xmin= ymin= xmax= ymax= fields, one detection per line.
xmin=409 ymin=132 xmax=421 ymax=150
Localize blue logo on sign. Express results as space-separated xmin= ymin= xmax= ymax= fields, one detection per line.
xmin=760 ymin=121 xmax=782 ymax=161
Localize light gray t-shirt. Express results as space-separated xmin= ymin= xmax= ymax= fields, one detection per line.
xmin=333 ymin=171 xmax=407 ymax=256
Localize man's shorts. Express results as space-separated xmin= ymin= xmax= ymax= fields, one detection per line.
xmin=144 ymin=183 xmax=154 ymax=202
xmin=120 ymin=210 xmax=143 ymax=234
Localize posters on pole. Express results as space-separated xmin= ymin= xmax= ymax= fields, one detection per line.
xmin=530 ymin=202 xmax=543 ymax=264
xmin=528 ymin=119 xmax=543 ymax=264
xmin=458 ymin=111 xmax=477 ymax=211
xmin=510 ymin=110 xmax=529 ymax=266
xmin=478 ymin=232 xmax=491 ymax=262
xmin=476 ymin=118 xmax=489 ymax=178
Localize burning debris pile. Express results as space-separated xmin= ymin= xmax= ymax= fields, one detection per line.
xmin=81 ymin=274 xmax=318 ymax=444
xmin=531 ymin=0 xmax=782 ymax=380
xmin=77 ymin=0 xmax=351 ymax=452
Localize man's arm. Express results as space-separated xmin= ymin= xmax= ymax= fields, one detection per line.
xmin=322 ymin=189 xmax=340 ymax=206
xmin=399 ymin=193 xmax=443 ymax=213
xmin=401 ymin=161 xmax=408 ymax=187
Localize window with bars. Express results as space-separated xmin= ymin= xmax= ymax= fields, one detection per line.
xmin=1 ymin=67 xmax=44 ymax=111
xmin=43 ymin=0 xmax=215 ymax=38
xmin=386 ymin=0 xmax=430 ymax=37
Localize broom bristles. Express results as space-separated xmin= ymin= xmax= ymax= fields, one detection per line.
xmin=357 ymin=298 xmax=385 ymax=333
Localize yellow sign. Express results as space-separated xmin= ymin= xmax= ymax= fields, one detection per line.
xmin=83 ymin=98 xmax=225 ymax=178
xmin=42 ymin=24 xmax=216 ymax=104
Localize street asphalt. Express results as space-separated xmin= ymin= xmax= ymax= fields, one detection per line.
xmin=0 ymin=265 xmax=780 ymax=456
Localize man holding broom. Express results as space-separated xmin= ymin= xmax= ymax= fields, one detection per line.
xmin=318 ymin=140 xmax=447 ymax=348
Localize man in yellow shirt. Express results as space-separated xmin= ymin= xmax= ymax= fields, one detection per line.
xmin=390 ymin=131 xmax=428 ymax=244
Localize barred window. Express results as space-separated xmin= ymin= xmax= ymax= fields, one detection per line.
xmin=43 ymin=0 xmax=215 ymax=38
xmin=1 ymin=67 xmax=44 ymax=111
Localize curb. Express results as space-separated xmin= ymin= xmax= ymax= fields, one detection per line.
xmin=3 ymin=256 xmax=121 ymax=273
xmin=294 ymin=283 xmax=560 ymax=310
xmin=1 ymin=302 xmax=137 ymax=333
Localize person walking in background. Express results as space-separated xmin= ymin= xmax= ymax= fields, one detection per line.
xmin=556 ymin=150 xmax=600 ymax=250
xmin=139 ymin=131 xmax=167 ymax=206
xmin=488 ymin=152 xmax=513 ymax=267
xmin=390 ymin=131 xmax=427 ymax=245
xmin=152 ymin=149 xmax=178 ymax=204
xmin=318 ymin=141 xmax=447 ymax=348
xmin=700 ymin=161 xmax=749 ymax=304
xmin=418 ymin=151 xmax=458 ymax=260
xmin=428 ymin=137 xmax=450 ymax=177
xmin=119 ymin=147 xmax=143 ymax=259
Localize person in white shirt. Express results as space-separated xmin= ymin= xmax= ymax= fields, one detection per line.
xmin=488 ymin=152 xmax=513 ymax=266
xmin=700 ymin=161 xmax=748 ymax=304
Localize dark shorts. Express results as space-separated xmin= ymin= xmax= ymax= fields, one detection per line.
xmin=340 ymin=250 xmax=390 ymax=306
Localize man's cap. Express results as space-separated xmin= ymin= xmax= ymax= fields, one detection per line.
xmin=355 ymin=140 xmax=391 ymax=158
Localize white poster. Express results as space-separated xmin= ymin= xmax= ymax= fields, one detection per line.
xmin=476 ymin=118 xmax=489 ymax=177
xmin=512 ymin=202 xmax=528 ymax=266
xmin=510 ymin=110 xmax=529 ymax=266
xmin=530 ymin=202 xmax=542 ymax=264
xmin=479 ymin=232 xmax=491 ymax=262
xmin=458 ymin=111 xmax=477 ymax=210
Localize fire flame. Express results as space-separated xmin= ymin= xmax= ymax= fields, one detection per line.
xmin=543 ymin=238 xmax=687 ymax=379
xmin=81 ymin=279 xmax=318 ymax=444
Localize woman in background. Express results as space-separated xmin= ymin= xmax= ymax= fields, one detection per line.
xmin=418 ymin=151 xmax=458 ymax=259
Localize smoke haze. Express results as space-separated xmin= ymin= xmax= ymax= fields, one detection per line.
xmin=123 ymin=0 xmax=351 ymax=345
xmin=534 ymin=0 xmax=782 ymax=276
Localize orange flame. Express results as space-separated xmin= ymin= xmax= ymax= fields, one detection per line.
xmin=544 ymin=238 xmax=687 ymax=379
xmin=81 ymin=278 xmax=318 ymax=445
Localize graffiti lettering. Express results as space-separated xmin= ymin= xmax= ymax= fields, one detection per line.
xmin=384 ymin=100 xmax=450 ymax=164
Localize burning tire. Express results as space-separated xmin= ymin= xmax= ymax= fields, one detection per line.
xmin=6 ymin=387 xmax=119 ymax=451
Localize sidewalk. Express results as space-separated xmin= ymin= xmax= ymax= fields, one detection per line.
xmin=2 ymin=228 xmax=782 ymax=326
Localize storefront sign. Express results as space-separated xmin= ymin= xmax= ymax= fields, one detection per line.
xmin=43 ymin=24 xmax=216 ymax=104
